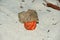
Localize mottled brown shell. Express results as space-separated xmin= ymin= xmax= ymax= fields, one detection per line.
xmin=18 ymin=9 xmax=39 ymax=23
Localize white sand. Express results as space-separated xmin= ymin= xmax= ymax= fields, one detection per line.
xmin=0 ymin=0 xmax=60 ymax=40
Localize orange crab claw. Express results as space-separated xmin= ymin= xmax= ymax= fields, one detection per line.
xmin=24 ymin=21 xmax=36 ymax=30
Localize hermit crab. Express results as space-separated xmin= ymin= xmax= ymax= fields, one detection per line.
xmin=18 ymin=9 xmax=39 ymax=30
